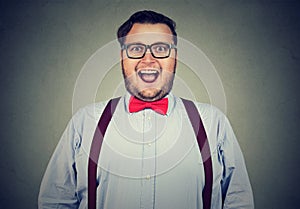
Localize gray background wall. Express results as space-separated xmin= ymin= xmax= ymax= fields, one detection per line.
xmin=1 ymin=0 xmax=299 ymax=208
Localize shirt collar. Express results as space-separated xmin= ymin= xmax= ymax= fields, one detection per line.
xmin=123 ymin=91 xmax=176 ymax=116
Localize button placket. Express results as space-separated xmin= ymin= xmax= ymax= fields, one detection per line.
xmin=140 ymin=110 xmax=157 ymax=209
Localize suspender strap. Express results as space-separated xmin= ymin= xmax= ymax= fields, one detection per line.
xmin=88 ymin=97 xmax=212 ymax=209
xmin=181 ymin=98 xmax=213 ymax=209
xmin=88 ymin=97 xmax=120 ymax=209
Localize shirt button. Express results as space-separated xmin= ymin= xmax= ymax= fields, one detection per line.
xmin=148 ymin=143 xmax=152 ymax=147
xmin=148 ymin=116 xmax=151 ymax=120
xmin=146 ymin=175 xmax=151 ymax=180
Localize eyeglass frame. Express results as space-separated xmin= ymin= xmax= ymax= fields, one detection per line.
xmin=121 ymin=42 xmax=177 ymax=59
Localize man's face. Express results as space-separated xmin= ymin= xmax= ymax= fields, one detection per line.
xmin=121 ymin=23 xmax=177 ymax=102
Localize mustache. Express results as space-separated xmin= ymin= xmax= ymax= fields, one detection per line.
xmin=134 ymin=60 xmax=162 ymax=72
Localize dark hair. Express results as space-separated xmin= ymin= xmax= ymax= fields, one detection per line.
xmin=117 ymin=10 xmax=177 ymax=46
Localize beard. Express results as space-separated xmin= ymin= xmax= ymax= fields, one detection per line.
xmin=122 ymin=61 xmax=176 ymax=102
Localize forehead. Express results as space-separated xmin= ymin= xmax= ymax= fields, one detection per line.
xmin=125 ymin=23 xmax=174 ymax=44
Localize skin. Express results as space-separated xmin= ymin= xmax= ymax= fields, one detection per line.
xmin=121 ymin=23 xmax=177 ymax=102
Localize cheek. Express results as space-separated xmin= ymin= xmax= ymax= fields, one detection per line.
xmin=161 ymin=58 xmax=176 ymax=73
xmin=122 ymin=59 xmax=138 ymax=75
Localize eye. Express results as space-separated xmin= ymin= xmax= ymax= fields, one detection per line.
xmin=128 ymin=45 xmax=144 ymax=53
xmin=152 ymin=44 xmax=169 ymax=53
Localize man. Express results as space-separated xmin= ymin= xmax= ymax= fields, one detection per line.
xmin=39 ymin=10 xmax=254 ymax=209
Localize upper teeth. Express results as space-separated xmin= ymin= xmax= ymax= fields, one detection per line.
xmin=140 ymin=70 xmax=158 ymax=74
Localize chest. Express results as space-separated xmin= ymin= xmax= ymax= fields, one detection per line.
xmin=74 ymin=105 xmax=223 ymax=209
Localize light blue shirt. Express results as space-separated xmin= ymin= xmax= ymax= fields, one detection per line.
xmin=38 ymin=93 xmax=254 ymax=209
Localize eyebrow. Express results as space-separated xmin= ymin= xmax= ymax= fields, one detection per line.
xmin=124 ymin=41 xmax=173 ymax=45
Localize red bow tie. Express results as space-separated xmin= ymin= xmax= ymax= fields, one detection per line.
xmin=129 ymin=96 xmax=168 ymax=115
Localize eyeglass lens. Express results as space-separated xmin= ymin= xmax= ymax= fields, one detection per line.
xmin=127 ymin=43 xmax=171 ymax=58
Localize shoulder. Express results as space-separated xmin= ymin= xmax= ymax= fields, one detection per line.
xmin=178 ymin=97 xmax=226 ymax=123
xmin=194 ymin=102 xmax=226 ymax=121
xmin=178 ymin=98 xmax=232 ymax=143
xmin=70 ymin=99 xmax=112 ymax=131
xmin=74 ymin=101 xmax=108 ymax=119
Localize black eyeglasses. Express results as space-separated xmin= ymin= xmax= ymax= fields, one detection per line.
xmin=122 ymin=42 xmax=177 ymax=59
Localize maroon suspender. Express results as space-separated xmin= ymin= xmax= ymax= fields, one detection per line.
xmin=88 ymin=97 xmax=120 ymax=209
xmin=181 ymin=98 xmax=213 ymax=209
xmin=88 ymin=98 xmax=213 ymax=209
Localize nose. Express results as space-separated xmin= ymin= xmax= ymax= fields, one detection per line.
xmin=142 ymin=47 xmax=155 ymax=62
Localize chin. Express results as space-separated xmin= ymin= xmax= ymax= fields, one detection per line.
xmin=125 ymin=78 xmax=173 ymax=101
xmin=137 ymin=89 xmax=167 ymax=101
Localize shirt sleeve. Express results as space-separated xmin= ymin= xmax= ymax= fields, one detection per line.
xmin=38 ymin=114 xmax=81 ymax=209
xmin=219 ymin=115 xmax=255 ymax=209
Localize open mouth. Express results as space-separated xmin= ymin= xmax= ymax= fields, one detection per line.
xmin=138 ymin=69 xmax=159 ymax=83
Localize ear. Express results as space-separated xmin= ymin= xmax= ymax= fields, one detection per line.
xmin=120 ymin=49 xmax=125 ymax=62
xmin=173 ymin=48 xmax=178 ymax=60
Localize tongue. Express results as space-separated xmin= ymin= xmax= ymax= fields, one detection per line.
xmin=139 ymin=73 xmax=158 ymax=83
